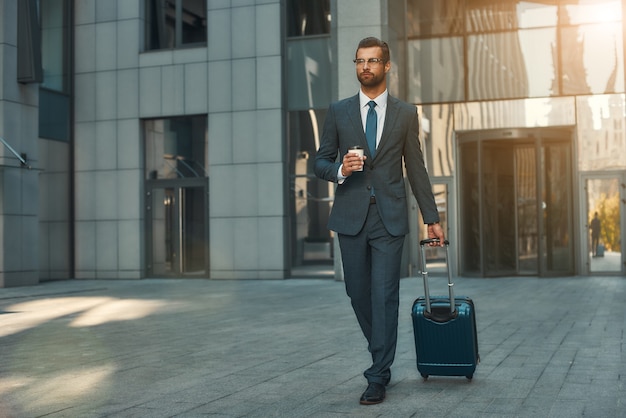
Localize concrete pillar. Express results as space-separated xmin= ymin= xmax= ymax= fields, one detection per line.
xmin=0 ymin=0 xmax=41 ymax=287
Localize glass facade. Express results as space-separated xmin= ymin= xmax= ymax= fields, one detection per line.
xmin=286 ymin=1 xmax=333 ymax=271
xmin=408 ymin=0 xmax=624 ymax=104
xmin=408 ymin=0 xmax=626 ymax=276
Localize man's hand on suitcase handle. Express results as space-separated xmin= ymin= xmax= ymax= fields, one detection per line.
xmin=420 ymin=238 xmax=449 ymax=246
xmin=425 ymin=222 xmax=446 ymax=246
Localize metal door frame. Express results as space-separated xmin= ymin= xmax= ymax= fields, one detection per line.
xmin=456 ymin=127 xmax=575 ymax=277
xmin=145 ymin=177 xmax=209 ymax=277
xmin=579 ymin=171 xmax=626 ymax=275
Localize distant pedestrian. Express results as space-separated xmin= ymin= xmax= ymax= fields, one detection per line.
xmin=590 ymin=212 xmax=601 ymax=256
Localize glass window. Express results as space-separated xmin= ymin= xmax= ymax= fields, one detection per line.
xmin=144 ymin=116 xmax=208 ymax=179
xmin=287 ymin=0 xmax=331 ymax=37
xmin=467 ymin=28 xmax=557 ymax=101
xmin=17 ymin=0 xmax=43 ymax=83
xmin=407 ymin=0 xmax=464 ymax=37
xmin=39 ymin=90 xmax=70 ymax=141
xmin=560 ymin=0 xmax=621 ymax=25
xmin=541 ymin=141 xmax=574 ymax=274
xmin=453 ymin=97 xmax=576 ymax=130
xmin=459 ymin=140 xmax=480 ymax=274
xmin=39 ymin=0 xmax=71 ymax=141
xmin=560 ymin=23 xmax=624 ymax=95
xmin=287 ymin=37 xmax=332 ymax=110
xmin=408 ymin=38 xmax=464 ymax=104
xmin=40 ymin=0 xmax=69 ymax=92
xmin=577 ymin=94 xmax=626 ymax=171
xmin=146 ymin=0 xmax=206 ymax=50
xmin=466 ymin=0 xmax=557 ymax=32
xmin=288 ymin=110 xmax=333 ymax=267
xmin=417 ymin=104 xmax=455 ymax=177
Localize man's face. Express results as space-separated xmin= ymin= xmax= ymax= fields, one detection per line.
xmin=355 ymin=46 xmax=390 ymax=88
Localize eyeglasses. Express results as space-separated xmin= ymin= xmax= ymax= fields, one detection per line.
xmin=353 ymin=58 xmax=385 ymax=66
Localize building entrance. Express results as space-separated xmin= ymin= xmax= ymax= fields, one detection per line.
xmin=145 ymin=178 xmax=209 ymax=277
xmin=458 ymin=128 xmax=574 ymax=277
xmin=583 ymin=174 xmax=625 ymax=275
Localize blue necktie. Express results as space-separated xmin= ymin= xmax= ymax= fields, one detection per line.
xmin=366 ymin=101 xmax=377 ymax=158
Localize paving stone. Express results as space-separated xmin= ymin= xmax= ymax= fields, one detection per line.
xmin=0 ymin=276 xmax=625 ymax=417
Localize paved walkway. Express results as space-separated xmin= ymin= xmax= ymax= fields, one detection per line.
xmin=1 ymin=275 xmax=625 ymax=417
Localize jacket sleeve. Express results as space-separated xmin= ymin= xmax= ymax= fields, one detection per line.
xmin=314 ymin=103 xmax=341 ymax=183
xmin=403 ymin=107 xmax=440 ymax=225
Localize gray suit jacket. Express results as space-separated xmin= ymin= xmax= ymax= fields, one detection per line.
xmin=314 ymin=94 xmax=439 ymax=236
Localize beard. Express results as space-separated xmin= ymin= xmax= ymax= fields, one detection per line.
xmin=357 ymin=70 xmax=385 ymax=88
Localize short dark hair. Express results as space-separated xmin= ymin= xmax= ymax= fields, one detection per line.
xmin=356 ymin=37 xmax=390 ymax=62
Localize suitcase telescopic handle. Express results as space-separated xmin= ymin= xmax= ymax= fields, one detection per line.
xmin=420 ymin=238 xmax=450 ymax=246
xmin=419 ymin=238 xmax=455 ymax=315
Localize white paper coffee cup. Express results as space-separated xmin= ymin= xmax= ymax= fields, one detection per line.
xmin=348 ymin=146 xmax=364 ymax=171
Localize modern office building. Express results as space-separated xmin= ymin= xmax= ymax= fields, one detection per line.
xmin=1 ymin=0 xmax=625 ymax=288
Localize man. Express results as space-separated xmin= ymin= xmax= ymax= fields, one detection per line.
xmin=314 ymin=37 xmax=445 ymax=405
xmin=590 ymin=212 xmax=601 ymax=256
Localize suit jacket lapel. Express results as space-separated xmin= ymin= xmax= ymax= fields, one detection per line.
xmin=377 ymin=95 xmax=400 ymax=157
xmin=347 ymin=95 xmax=370 ymax=155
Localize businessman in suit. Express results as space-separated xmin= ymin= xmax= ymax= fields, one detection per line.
xmin=314 ymin=37 xmax=444 ymax=405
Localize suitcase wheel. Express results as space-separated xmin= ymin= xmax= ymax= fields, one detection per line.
xmin=421 ymin=373 xmax=429 ymax=380
xmin=466 ymin=375 xmax=473 ymax=380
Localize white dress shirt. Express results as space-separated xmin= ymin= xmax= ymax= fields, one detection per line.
xmin=337 ymin=90 xmax=388 ymax=182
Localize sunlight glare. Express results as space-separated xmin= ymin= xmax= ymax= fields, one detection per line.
xmin=1 ymin=366 xmax=115 ymax=413
xmin=70 ymin=299 xmax=167 ymax=327
xmin=589 ymin=4 xmax=618 ymax=23
xmin=1 ymin=297 xmax=170 ymax=338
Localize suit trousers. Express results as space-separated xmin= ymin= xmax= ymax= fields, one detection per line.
xmin=338 ymin=202 xmax=405 ymax=385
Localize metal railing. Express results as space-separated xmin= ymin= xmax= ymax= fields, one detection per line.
xmin=0 ymin=136 xmax=31 ymax=169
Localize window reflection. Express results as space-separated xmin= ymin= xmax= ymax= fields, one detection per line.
xmin=287 ymin=0 xmax=331 ymax=37
xmin=144 ymin=116 xmax=208 ymax=179
xmin=453 ymin=97 xmax=576 ymax=130
xmin=41 ymin=0 xmax=68 ymax=92
xmin=417 ymin=104 xmax=455 ymax=177
xmin=145 ymin=0 xmax=206 ymax=50
xmin=468 ymin=29 xmax=558 ymax=101
xmin=408 ymin=38 xmax=464 ymax=103
xmin=577 ymin=94 xmax=626 ymax=171
xmin=560 ymin=0 xmax=621 ymax=25
xmin=407 ymin=0 xmax=464 ymax=37
xmin=466 ymin=0 xmax=557 ymax=32
xmin=406 ymin=0 xmax=624 ymax=104
xmin=288 ymin=110 xmax=333 ymax=267
xmin=561 ymin=23 xmax=624 ymax=95
xmin=287 ymin=38 xmax=332 ymax=110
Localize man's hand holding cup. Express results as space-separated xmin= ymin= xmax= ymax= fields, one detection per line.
xmin=342 ymin=146 xmax=366 ymax=176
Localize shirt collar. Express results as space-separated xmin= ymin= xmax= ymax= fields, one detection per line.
xmin=359 ymin=90 xmax=388 ymax=109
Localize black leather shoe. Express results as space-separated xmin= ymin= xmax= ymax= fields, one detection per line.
xmin=359 ymin=382 xmax=386 ymax=405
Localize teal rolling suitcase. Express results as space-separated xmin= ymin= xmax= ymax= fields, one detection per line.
xmin=596 ymin=243 xmax=605 ymax=257
xmin=411 ymin=239 xmax=479 ymax=380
